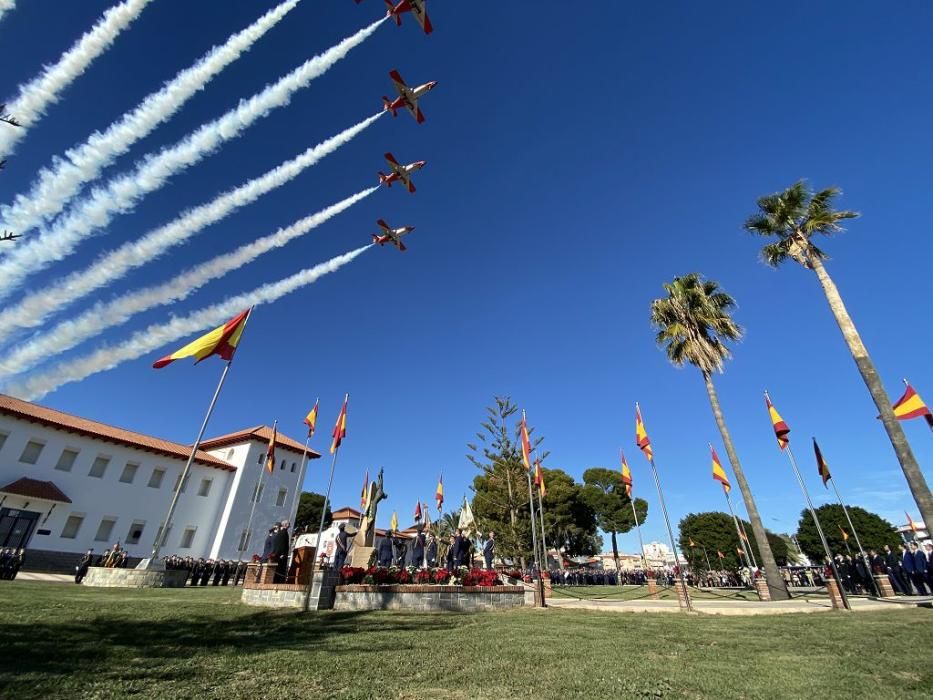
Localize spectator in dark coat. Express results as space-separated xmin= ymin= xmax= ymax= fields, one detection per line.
xmin=909 ymin=542 xmax=928 ymax=595
xmin=272 ymin=521 xmax=290 ymax=583
xmin=377 ymin=531 xmax=395 ymax=567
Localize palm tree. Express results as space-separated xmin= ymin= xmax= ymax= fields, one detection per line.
xmin=650 ymin=273 xmax=789 ymax=599
xmin=745 ymin=181 xmax=932 ymax=530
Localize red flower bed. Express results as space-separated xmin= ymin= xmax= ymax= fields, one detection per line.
xmin=414 ymin=569 xmax=433 ymax=584
xmin=340 ymin=566 xmax=501 ymax=587
xmin=432 ymin=569 xmax=451 ymax=584
xmin=339 ymin=566 xmax=366 ymax=584
xmin=462 ymin=568 xmax=501 ymax=587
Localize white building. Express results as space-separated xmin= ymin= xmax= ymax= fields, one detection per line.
xmin=0 ymin=394 xmax=319 ymax=568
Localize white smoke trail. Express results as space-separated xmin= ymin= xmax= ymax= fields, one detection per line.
xmin=0 ymin=0 xmax=151 ymax=154
xmin=5 ymin=245 xmax=372 ymax=401
xmin=0 ymin=1 xmax=16 ymax=25
xmin=1 ymin=0 xmax=301 ymax=235
xmin=0 ymin=17 xmax=386 ymax=299
xmin=0 ymin=113 xmax=381 ymax=342
xmin=1 ymin=187 xmax=378 ymax=376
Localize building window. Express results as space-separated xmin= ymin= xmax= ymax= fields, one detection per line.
xmin=0 ymin=431 xmax=8 ymax=452
xmin=257 ymin=453 xmax=264 ymax=465
xmin=237 ymin=530 xmax=249 ymax=552
xmin=61 ymin=514 xmax=84 ymax=539
xmin=276 ymin=487 xmax=288 ymax=507
xmin=88 ymin=455 xmax=110 ymax=478
xmin=179 ymin=527 xmax=197 ymax=549
xmin=154 ymin=523 xmax=172 ymax=547
xmin=279 ymin=459 xmax=286 ymax=470
xmin=125 ymin=521 xmax=145 ymax=545
xmin=197 ymin=478 xmax=212 ymax=497
xmin=19 ymin=440 xmax=45 ymax=465
xmin=94 ymin=517 xmax=117 ymax=542
xmin=251 ymin=483 xmax=264 ymax=503
xmin=226 ymin=448 xmax=235 ymax=460
xmin=174 ymin=473 xmax=190 ymax=493
xmin=147 ymin=468 xmax=166 ymax=488
xmin=55 ymin=448 xmax=79 ymax=472
xmin=119 ymin=462 xmax=139 ymax=484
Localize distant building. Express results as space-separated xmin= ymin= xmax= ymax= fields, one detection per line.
xmin=0 ymin=394 xmax=319 ymax=567
xmin=897 ymin=517 xmax=929 ymax=545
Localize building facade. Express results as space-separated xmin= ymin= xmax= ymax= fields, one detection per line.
xmin=0 ymin=394 xmax=318 ymax=567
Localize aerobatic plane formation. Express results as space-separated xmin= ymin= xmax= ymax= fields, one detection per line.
xmin=353 ymin=1 xmax=437 ymax=251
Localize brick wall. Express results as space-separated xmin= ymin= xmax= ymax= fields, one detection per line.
xmin=333 ymin=584 xmax=526 ymax=612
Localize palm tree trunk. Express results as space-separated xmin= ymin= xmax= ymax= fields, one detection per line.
xmin=809 ymin=255 xmax=933 ymax=530
xmin=703 ymin=371 xmax=789 ymax=599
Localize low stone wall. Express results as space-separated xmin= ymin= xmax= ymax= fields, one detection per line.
xmin=334 ymin=584 xmax=526 ymax=612
xmin=240 ymin=570 xmax=339 ymax=610
xmin=82 ymin=566 xmax=188 ymax=588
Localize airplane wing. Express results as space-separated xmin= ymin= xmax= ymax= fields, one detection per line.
xmin=384 ymin=153 xmax=404 ymax=176
xmin=389 ymin=70 xmax=412 ymax=99
xmin=384 ymin=152 xmax=400 ymax=166
xmin=411 ymin=1 xmax=433 ymax=34
xmin=405 ymin=100 xmax=425 ymax=124
xmin=376 ymin=219 xmax=391 ymax=233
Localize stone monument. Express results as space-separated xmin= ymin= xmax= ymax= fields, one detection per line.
xmin=349 ymin=468 xmax=387 ymax=567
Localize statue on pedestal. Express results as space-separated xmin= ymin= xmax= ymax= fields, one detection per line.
xmin=350 ymin=468 xmax=388 ymax=567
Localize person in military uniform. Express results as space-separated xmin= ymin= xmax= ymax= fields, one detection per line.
xmin=377 ymin=530 xmax=395 ymax=567
xmin=75 ymin=549 xmax=94 ymax=584
xmin=425 ymin=533 xmax=438 ymax=568
xmin=411 ymin=525 xmax=426 ymax=569
xmin=272 ymin=521 xmax=291 ymax=583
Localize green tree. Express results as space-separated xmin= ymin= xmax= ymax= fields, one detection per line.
xmin=539 ymin=467 xmax=600 ymax=559
xmin=468 ymin=397 xmax=546 ymax=566
xmin=651 ymin=273 xmax=789 ymax=599
xmin=745 ymin=181 xmax=933 ymax=532
xmin=679 ymin=512 xmax=788 ymax=572
xmin=580 ymin=467 xmax=648 ymax=569
xmin=294 ymin=492 xmax=332 ymax=533
xmin=794 ymin=504 xmax=899 ymax=562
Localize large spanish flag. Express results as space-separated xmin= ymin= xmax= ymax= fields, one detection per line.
xmin=620 ymin=450 xmax=633 ymax=498
xmin=360 ymin=470 xmax=369 ymax=510
xmin=710 ymin=445 xmax=731 ymax=494
xmin=153 ymin=308 xmax=250 ymax=368
xmin=330 ymin=395 xmax=348 ymax=454
xmin=534 ymin=458 xmax=546 ymax=498
xmin=635 ymin=404 xmax=653 ymax=461
xmin=906 ymin=511 xmax=920 ymax=533
xmin=519 ymin=412 xmax=532 ymax=471
xmin=303 ymin=399 xmax=319 ymax=438
xmin=265 ymin=423 xmax=277 ymax=474
xmin=891 ymin=382 xmax=933 ymax=429
xmin=764 ymin=392 xmax=790 ymax=450
xmin=435 ymin=474 xmax=444 ymax=510
xmin=813 ymin=438 xmax=832 ymax=487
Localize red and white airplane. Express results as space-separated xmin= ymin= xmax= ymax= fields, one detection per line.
xmin=384 ymin=0 xmax=433 ymax=34
xmin=383 ymin=69 xmax=437 ymax=124
xmin=372 ymin=219 xmax=414 ymax=252
xmin=378 ymin=152 xmax=426 ymax=193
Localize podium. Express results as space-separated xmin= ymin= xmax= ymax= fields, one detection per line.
xmin=288 ymin=546 xmax=316 ymax=585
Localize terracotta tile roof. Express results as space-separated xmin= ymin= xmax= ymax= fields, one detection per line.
xmin=0 ymin=394 xmax=234 ymax=471
xmin=199 ymin=425 xmax=321 ymax=460
xmin=331 ymin=506 xmax=362 ymax=521
xmin=0 ymin=476 xmax=72 ymax=503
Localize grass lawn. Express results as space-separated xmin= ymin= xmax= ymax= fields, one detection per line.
xmin=550 ymin=584 xmax=761 ymax=601
xmin=0 ymin=582 xmax=930 ymax=699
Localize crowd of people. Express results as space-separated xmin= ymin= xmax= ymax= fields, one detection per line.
xmin=1 ymin=548 xmax=25 ymax=580
xmin=164 ymin=555 xmax=248 ymax=586
xmin=866 ymin=541 xmax=933 ymax=596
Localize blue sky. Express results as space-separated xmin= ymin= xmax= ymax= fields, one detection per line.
xmin=2 ymin=1 xmax=931 ymax=552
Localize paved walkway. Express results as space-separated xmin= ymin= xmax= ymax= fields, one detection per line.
xmin=13 ymin=572 xmax=72 ymax=583
xmin=547 ymin=593 xmax=933 ymax=615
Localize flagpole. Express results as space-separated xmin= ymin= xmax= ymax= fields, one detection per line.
xmin=737 ymin=519 xmax=759 ymax=570
xmin=723 ymin=490 xmax=756 ymax=581
xmin=536 ymin=483 xmax=548 ymax=571
xmin=303 ymin=393 xmax=347 ymax=612
xmin=827 ymin=473 xmax=880 ymax=596
xmin=289 ymin=435 xmax=312 ymax=530
xmin=243 ymin=418 xmax=276 ymax=558
xmin=784 ymin=444 xmax=851 ymax=611
xmin=700 ymin=543 xmax=712 ymax=574
xmin=629 ymin=498 xmax=650 ymax=573
xmin=146 ymin=360 xmax=232 ymax=567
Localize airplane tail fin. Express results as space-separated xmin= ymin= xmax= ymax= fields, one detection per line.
xmin=415 ymin=107 xmax=425 ymax=124
xmin=423 ymin=12 xmax=433 ymax=34
xmin=385 ymin=0 xmax=402 ymax=25
xmin=407 ymin=180 xmax=416 ymax=194
xmin=397 ymin=241 xmax=407 ymax=252
xmin=378 ymin=171 xmax=391 ymax=186
xmin=382 ymin=96 xmax=397 ymax=117
xmin=371 ymin=234 xmax=382 ymax=245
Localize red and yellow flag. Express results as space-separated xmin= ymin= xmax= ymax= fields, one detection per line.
xmin=717 ymin=550 xmax=725 ymax=560
xmin=153 ymin=308 xmax=250 ymax=368
xmin=534 ymin=459 xmax=546 ymax=498
xmin=435 ymin=474 xmax=444 ymax=511
xmin=736 ymin=547 xmax=745 ymax=558
xmin=635 ymin=404 xmax=653 ymax=461
xmin=265 ymin=423 xmax=277 ymax=474
xmin=303 ymin=399 xmax=319 ymax=438
xmin=519 ymin=412 xmax=532 ymax=471
xmin=764 ymin=393 xmax=790 ymax=450
xmin=891 ymin=382 xmax=933 ymax=429
xmin=688 ymin=537 xmax=696 ymax=548
xmin=710 ymin=445 xmax=731 ymax=494
xmin=906 ymin=511 xmax=920 ymax=533
xmin=330 ymin=395 xmax=348 ymax=454
xmin=620 ymin=450 xmax=633 ymax=498
xmin=738 ymin=526 xmax=749 ymax=544
xmin=838 ymin=524 xmax=849 ymax=542
xmin=813 ymin=438 xmax=832 ymax=488
xmin=360 ymin=470 xmax=369 ymax=510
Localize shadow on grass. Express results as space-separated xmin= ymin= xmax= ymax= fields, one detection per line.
xmin=0 ymin=607 xmax=465 ymax=684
